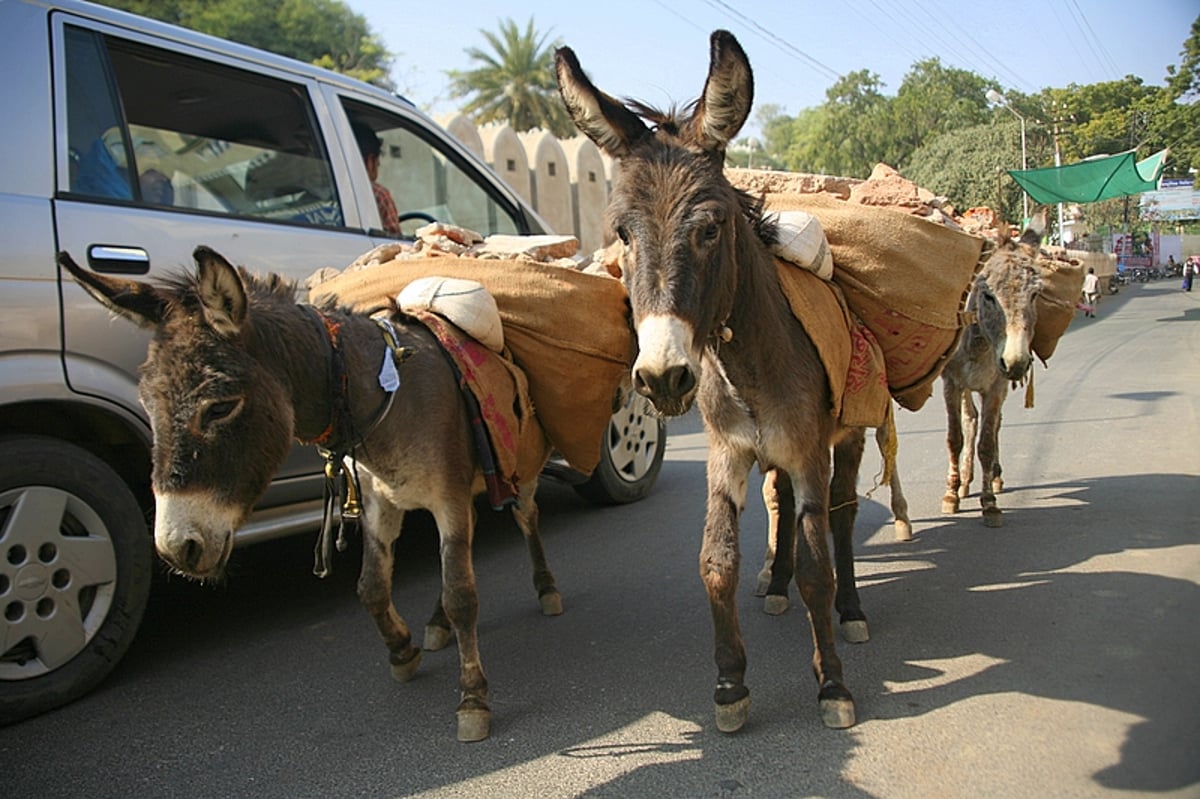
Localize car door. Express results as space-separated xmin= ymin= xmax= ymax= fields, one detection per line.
xmin=51 ymin=15 xmax=383 ymax=504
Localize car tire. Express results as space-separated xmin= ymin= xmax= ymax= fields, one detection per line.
xmin=0 ymin=435 xmax=152 ymax=725
xmin=574 ymin=392 xmax=666 ymax=505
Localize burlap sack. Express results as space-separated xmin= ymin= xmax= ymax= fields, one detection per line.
xmin=774 ymin=259 xmax=890 ymax=428
xmin=309 ymin=257 xmax=634 ymax=475
xmin=750 ymin=192 xmax=983 ymax=411
xmin=1032 ymin=254 xmax=1085 ymax=363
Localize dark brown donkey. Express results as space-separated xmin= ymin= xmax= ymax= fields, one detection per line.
xmin=557 ymin=30 xmax=866 ymax=732
xmin=59 ymin=247 xmax=562 ymax=742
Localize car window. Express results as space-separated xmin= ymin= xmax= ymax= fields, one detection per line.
xmin=64 ymin=26 xmax=343 ymax=228
xmin=341 ymin=99 xmax=523 ymax=238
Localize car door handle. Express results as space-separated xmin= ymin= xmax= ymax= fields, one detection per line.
xmin=87 ymin=245 xmax=151 ymax=275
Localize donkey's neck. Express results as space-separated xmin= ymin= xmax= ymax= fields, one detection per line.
xmin=714 ymin=234 xmax=806 ymax=380
xmin=246 ymin=298 xmax=388 ymax=446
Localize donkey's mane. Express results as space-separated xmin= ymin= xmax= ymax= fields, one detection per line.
xmin=624 ymin=98 xmax=778 ymax=249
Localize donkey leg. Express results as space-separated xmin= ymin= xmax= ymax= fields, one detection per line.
xmin=831 ymin=431 xmax=868 ymax=643
xmin=942 ymin=381 xmax=964 ymax=513
xmin=874 ymin=422 xmax=912 ymax=541
xmin=511 ymin=478 xmax=563 ymax=617
xmin=424 ymin=597 xmax=453 ymax=652
xmin=977 ymin=389 xmax=1005 ymax=528
xmin=959 ymin=392 xmax=979 ymax=500
xmin=433 ymin=500 xmax=491 ymax=742
xmin=992 ymin=411 xmax=1005 ymax=493
xmin=702 ymin=444 xmax=755 ymax=733
xmin=794 ymin=465 xmax=855 ymax=729
xmin=757 ymin=468 xmax=794 ymax=616
xmin=357 ymin=498 xmax=423 ymax=683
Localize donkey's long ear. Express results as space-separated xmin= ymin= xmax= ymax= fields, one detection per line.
xmin=58 ymin=251 xmax=167 ymax=328
xmin=192 ymin=246 xmax=247 ymax=338
xmin=689 ymin=30 xmax=754 ymax=152
xmin=555 ymin=45 xmax=650 ymax=158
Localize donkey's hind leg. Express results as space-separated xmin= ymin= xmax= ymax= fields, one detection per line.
xmin=794 ymin=460 xmax=856 ymax=729
xmin=511 ymin=477 xmax=563 ymax=616
xmin=874 ymin=421 xmax=912 ymax=541
xmin=756 ymin=468 xmax=794 ymax=616
xmin=357 ymin=492 xmax=423 ymax=683
xmin=831 ymin=430 xmax=868 ymax=643
xmin=432 ymin=498 xmax=491 ymax=742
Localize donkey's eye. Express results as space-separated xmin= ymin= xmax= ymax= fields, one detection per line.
xmin=616 ymin=225 xmax=631 ymax=245
xmin=200 ymin=398 xmax=242 ymax=429
xmin=703 ymin=223 xmax=720 ymax=241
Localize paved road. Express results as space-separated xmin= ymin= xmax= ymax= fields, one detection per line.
xmin=3 ymin=281 xmax=1198 ymax=798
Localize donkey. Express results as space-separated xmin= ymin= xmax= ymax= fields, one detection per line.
xmin=59 ymin=246 xmax=562 ymax=742
xmin=940 ymin=210 xmax=1046 ymax=527
xmin=557 ymin=30 xmax=868 ymax=732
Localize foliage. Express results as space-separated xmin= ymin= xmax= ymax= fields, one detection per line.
xmin=94 ymin=0 xmax=394 ymax=88
xmin=905 ymin=122 xmax=1026 ymax=223
xmin=889 ymin=59 xmax=993 ymax=166
xmin=446 ymin=17 xmax=574 ymax=138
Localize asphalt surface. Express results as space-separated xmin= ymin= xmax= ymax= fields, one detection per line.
xmin=3 ymin=279 xmax=1198 ymax=798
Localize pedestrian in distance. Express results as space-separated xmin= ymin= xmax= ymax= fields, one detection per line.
xmin=1081 ymin=267 xmax=1100 ymax=317
xmin=1183 ymin=258 xmax=1195 ymax=292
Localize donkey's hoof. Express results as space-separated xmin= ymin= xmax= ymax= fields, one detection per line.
xmin=456 ymin=709 xmax=490 ymax=743
xmin=423 ymin=624 xmax=452 ymax=651
xmin=763 ymin=594 xmax=789 ymax=616
xmin=982 ymin=507 xmax=1004 ymax=528
xmin=539 ymin=590 xmax=564 ymax=616
xmin=390 ymin=649 xmax=422 ymax=682
xmin=893 ymin=519 xmax=913 ymax=541
xmin=841 ymin=619 xmax=870 ymax=643
xmin=715 ymin=696 xmax=751 ymax=733
xmin=820 ymin=696 xmax=856 ymax=729
xmin=941 ymin=496 xmax=960 ymax=514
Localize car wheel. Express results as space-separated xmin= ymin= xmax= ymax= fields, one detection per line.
xmin=0 ymin=435 xmax=152 ymax=725
xmin=574 ymin=392 xmax=666 ymax=505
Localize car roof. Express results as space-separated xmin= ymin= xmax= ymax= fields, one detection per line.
xmin=43 ymin=0 xmax=414 ymax=110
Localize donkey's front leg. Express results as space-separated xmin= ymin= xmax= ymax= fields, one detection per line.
xmin=755 ymin=468 xmax=794 ymax=616
xmin=433 ymin=500 xmax=491 ymax=742
xmin=976 ymin=387 xmax=1005 ymax=528
xmin=795 ymin=467 xmax=856 ymax=729
xmin=702 ymin=444 xmax=755 ymax=733
xmin=959 ymin=391 xmax=980 ymax=499
xmin=357 ymin=494 xmax=422 ymax=683
xmin=942 ymin=380 xmax=965 ymax=514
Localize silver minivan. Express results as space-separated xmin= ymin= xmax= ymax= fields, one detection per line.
xmin=0 ymin=0 xmax=664 ymax=725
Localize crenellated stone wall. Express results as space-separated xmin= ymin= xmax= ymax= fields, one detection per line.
xmin=437 ymin=114 xmax=614 ymax=254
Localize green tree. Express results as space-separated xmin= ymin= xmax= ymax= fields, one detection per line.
xmin=890 ymin=58 xmax=992 ymax=167
xmin=94 ymin=0 xmax=393 ymax=88
xmin=447 ymin=17 xmax=573 ymax=138
xmin=905 ymin=122 xmax=1026 ymax=222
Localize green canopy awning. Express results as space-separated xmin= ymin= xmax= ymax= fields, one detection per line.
xmin=1009 ymin=149 xmax=1169 ymax=205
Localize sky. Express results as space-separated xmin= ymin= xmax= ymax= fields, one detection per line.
xmin=346 ymin=0 xmax=1196 ymax=140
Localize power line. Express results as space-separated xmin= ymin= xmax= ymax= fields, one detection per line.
xmin=700 ymin=0 xmax=842 ymax=82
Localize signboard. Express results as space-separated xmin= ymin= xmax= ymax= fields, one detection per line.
xmin=1140 ymin=181 xmax=1200 ymax=221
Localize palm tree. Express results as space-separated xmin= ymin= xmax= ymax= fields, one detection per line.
xmin=447 ymin=17 xmax=574 ymax=138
